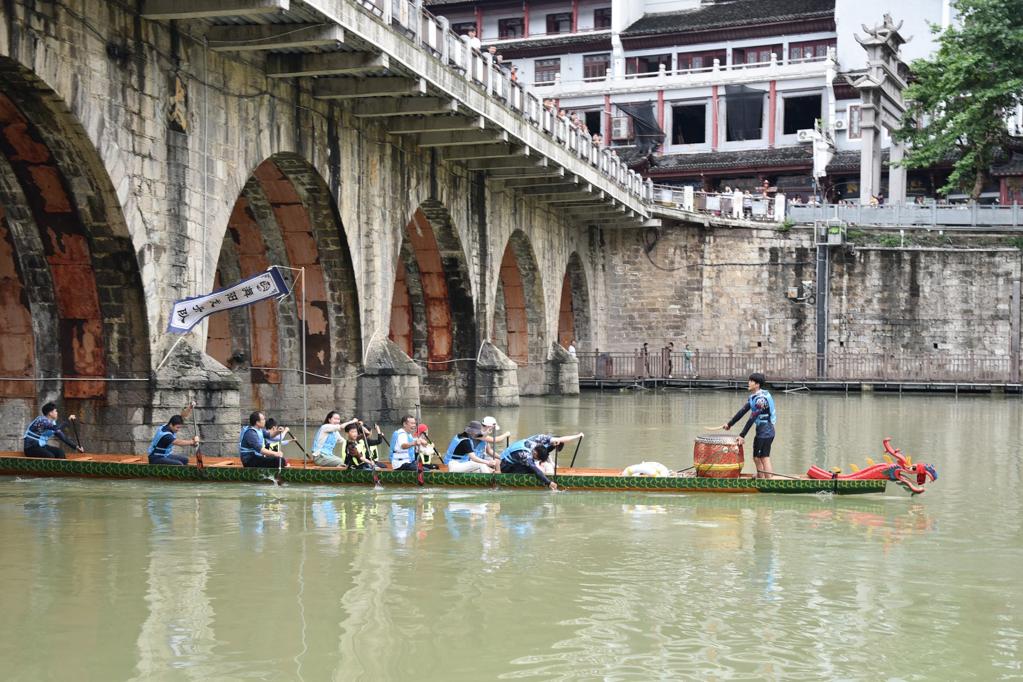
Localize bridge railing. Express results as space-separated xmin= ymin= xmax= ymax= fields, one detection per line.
xmin=577 ymin=351 xmax=1016 ymax=383
xmin=651 ymin=185 xmax=784 ymax=221
xmin=358 ymin=0 xmax=645 ymax=205
xmin=788 ymin=203 xmax=1023 ymax=229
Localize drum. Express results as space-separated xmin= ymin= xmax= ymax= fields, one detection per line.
xmin=693 ymin=435 xmax=744 ymax=478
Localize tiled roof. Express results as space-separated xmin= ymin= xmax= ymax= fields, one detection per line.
xmin=623 ymin=0 xmax=834 ymax=37
xmin=992 ymin=151 xmax=1023 ymax=177
xmin=483 ymin=32 xmax=613 ymax=58
xmin=647 ymin=146 xmax=815 ymax=174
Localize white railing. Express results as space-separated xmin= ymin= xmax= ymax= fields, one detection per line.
xmin=789 ymin=203 xmax=1023 ymax=229
xmin=367 ymin=0 xmax=643 ymax=205
xmin=653 ymin=184 xmax=784 ymax=221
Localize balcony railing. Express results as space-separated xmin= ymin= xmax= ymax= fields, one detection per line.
xmin=652 ymin=185 xmax=784 ymax=221
xmin=577 ymin=351 xmax=1017 ymax=384
xmin=788 ymin=203 xmax=1023 ymax=229
xmin=353 ymin=0 xmax=646 ymax=205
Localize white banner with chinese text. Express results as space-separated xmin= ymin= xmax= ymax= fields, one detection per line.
xmin=167 ymin=267 xmax=290 ymax=334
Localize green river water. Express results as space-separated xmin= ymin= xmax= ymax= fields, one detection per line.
xmin=2 ymin=390 xmax=1021 ymax=681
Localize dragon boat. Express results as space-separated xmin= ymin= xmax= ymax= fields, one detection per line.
xmin=0 ymin=438 xmax=934 ymax=495
xmin=805 ymin=438 xmax=937 ymax=495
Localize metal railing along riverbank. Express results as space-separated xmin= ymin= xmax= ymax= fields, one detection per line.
xmin=577 ymin=351 xmax=1017 ymax=384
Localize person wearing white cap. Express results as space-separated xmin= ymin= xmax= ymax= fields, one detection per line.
xmin=443 ymin=420 xmax=499 ymax=473
xmin=479 ymin=416 xmax=511 ymax=455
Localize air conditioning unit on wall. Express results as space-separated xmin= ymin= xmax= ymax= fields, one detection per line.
xmin=611 ymin=116 xmax=632 ymax=140
xmin=796 ymin=128 xmax=814 ymax=142
xmin=834 ymin=119 xmax=847 ymax=130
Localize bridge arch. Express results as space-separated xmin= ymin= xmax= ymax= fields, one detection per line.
xmin=388 ymin=201 xmax=477 ymax=405
xmin=557 ymin=251 xmax=593 ymax=354
xmin=207 ymin=155 xmax=361 ymax=419
xmin=0 ymin=60 xmax=150 ymax=450
xmin=494 ymin=229 xmax=548 ymax=394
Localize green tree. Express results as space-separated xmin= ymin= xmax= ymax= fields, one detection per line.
xmin=896 ymin=0 xmax=1023 ymax=199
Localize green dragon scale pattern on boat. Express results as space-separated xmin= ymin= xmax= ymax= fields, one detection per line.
xmin=0 ymin=456 xmax=887 ymax=494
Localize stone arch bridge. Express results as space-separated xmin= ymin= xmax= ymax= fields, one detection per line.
xmin=0 ymin=0 xmax=658 ymax=453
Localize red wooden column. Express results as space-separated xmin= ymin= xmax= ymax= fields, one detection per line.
xmin=475 ymin=7 xmax=482 ymax=36
xmin=711 ymin=85 xmax=719 ymax=150
xmin=571 ymin=0 xmax=578 ymax=32
xmin=523 ymin=1 xmax=529 ymax=37
xmin=768 ymin=80 xmax=777 ymax=148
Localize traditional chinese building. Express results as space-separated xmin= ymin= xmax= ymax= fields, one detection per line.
xmin=425 ymin=0 xmax=981 ymax=201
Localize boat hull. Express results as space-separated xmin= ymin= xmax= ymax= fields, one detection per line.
xmin=0 ymin=453 xmax=886 ymax=495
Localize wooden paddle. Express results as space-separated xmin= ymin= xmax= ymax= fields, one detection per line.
xmin=568 ymin=434 xmax=585 ymax=468
xmin=70 ymin=417 xmax=84 ymax=453
xmin=190 ymin=409 xmax=205 ymax=471
xmin=359 ymin=426 xmax=380 ymax=487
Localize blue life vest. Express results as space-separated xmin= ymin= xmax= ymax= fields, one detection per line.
xmin=444 ymin=435 xmax=487 ymax=464
xmin=148 ymin=425 xmax=175 ymax=457
xmin=749 ymin=390 xmax=776 ymax=427
xmin=391 ymin=429 xmax=413 ymax=467
xmin=23 ymin=417 xmax=57 ymax=447
xmin=501 ymin=437 xmax=533 ymax=464
xmin=313 ymin=425 xmax=340 ymax=457
xmin=239 ymin=426 xmax=265 ymax=459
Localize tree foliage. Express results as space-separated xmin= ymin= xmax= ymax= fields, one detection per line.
xmin=896 ymin=0 xmax=1023 ymax=199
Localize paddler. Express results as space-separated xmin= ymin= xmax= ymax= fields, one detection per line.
xmin=390 ymin=415 xmax=427 ymax=471
xmin=262 ymin=418 xmax=291 ymax=454
xmin=239 ymin=411 xmax=290 ymax=468
xmin=719 ymin=372 xmax=776 ymax=479
xmin=343 ymin=422 xmax=383 ymax=469
xmin=500 ymin=432 xmax=584 ymax=490
xmin=309 ymin=411 xmax=353 ymax=468
xmin=355 ymin=421 xmax=386 ymax=467
xmin=443 ymin=420 xmax=499 ymax=473
xmin=23 ymin=402 xmax=83 ymax=459
xmin=480 ymin=416 xmax=511 ymax=454
xmin=147 ymin=401 xmax=200 ymax=466
xmin=415 ymin=423 xmax=441 ymax=470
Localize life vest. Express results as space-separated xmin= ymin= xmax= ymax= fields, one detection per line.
xmin=355 ymin=438 xmax=379 ymax=461
xmin=749 ymin=390 xmax=776 ymax=427
xmin=239 ymin=426 xmax=266 ymax=459
xmin=444 ymin=435 xmax=485 ymax=464
xmin=420 ymin=441 xmax=436 ymax=465
xmin=148 ymin=425 xmax=175 ymax=457
xmin=264 ymin=430 xmax=282 ymax=453
xmin=313 ymin=425 xmax=340 ymax=457
xmin=24 ymin=417 xmax=57 ymax=447
xmin=502 ymin=435 xmax=547 ymax=463
xmin=390 ymin=429 xmax=413 ymax=467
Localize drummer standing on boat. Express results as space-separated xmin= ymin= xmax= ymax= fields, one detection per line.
xmin=719 ymin=372 xmax=776 ymax=479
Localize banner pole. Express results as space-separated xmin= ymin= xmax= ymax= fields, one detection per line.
xmin=154 ymin=335 xmax=188 ymax=372
xmin=301 ymin=267 xmax=308 ymax=455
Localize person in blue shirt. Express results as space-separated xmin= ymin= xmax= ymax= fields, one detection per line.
xmin=23 ymin=402 xmax=83 ymax=459
xmin=720 ymin=372 xmax=776 ymax=479
xmin=500 ymin=432 xmax=584 ymax=490
xmin=310 ymin=411 xmax=354 ymax=467
xmin=147 ymin=402 xmax=200 ymax=465
xmin=239 ymin=411 xmax=289 ymax=468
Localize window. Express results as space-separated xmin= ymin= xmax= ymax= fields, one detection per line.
xmin=498 ymin=18 xmax=524 ymax=39
xmin=626 ymin=54 xmax=671 ymax=75
xmin=594 ymin=7 xmax=612 ymax=29
xmin=534 ymin=58 xmax=561 ymax=84
xmin=584 ymin=110 xmax=602 ymax=135
xmin=672 ymin=104 xmax=706 ymax=145
xmin=451 ymin=21 xmax=476 ymax=36
xmin=789 ymin=40 xmax=835 ymax=63
xmin=725 ymin=87 xmax=764 ymax=141
xmin=783 ymin=95 xmax=822 ymax=134
xmin=732 ymin=44 xmax=782 ymax=67
xmin=847 ymin=105 xmax=861 ymax=139
xmin=677 ymin=50 xmax=726 ymax=72
xmin=583 ymin=53 xmax=610 ymax=80
xmin=546 ymin=12 xmax=572 ymax=34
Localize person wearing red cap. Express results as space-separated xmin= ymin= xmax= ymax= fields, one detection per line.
xmin=415 ymin=423 xmax=440 ymax=469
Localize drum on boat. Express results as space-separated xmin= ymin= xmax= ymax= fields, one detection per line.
xmin=693 ymin=435 xmax=744 ymax=478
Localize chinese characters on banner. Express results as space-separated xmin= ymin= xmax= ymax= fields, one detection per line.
xmin=166 ymin=267 xmax=291 ymax=334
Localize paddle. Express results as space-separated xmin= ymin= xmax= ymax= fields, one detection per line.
xmin=568 ymin=434 xmax=584 ymax=469
xmin=358 ymin=425 xmax=380 ymax=487
xmin=190 ymin=406 xmax=205 ymax=471
xmin=414 ymin=405 xmax=424 ymax=486
xmin=291 ymin=436 xmax=311 ymax=468
xmin=70 ymin=416 xmax=84 ymax=453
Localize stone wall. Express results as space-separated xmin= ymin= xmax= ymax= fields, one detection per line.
xmin=596 ymin=223 xmax=1023 ymax=366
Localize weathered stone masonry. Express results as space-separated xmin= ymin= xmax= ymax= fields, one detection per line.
xmin=0 ymin=0 xmax=597 ymax=453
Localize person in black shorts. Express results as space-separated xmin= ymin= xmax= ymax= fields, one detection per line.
xmin=719 ymin=372 xmax=776 ymax=478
